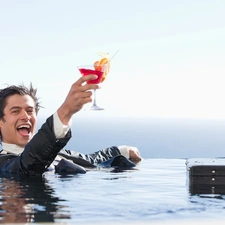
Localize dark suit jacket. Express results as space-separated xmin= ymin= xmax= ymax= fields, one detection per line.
xmin=0 ymin=115 xmax=136 ymax=176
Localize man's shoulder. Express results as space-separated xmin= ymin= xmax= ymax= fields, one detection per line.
xmin=0 ymin=150 xmax=17 ymax=159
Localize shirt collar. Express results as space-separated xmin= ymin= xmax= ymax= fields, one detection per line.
xmin=2 ymin=142 xmax=24 ymax=155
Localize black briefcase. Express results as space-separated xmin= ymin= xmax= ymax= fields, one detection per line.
xmin=186 ymin=158 xmax=225 ymax=195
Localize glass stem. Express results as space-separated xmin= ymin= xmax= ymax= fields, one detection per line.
xmin=93 ymin=89 xmax=97 ymax=106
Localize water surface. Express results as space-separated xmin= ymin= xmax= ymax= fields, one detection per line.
xmin=1 ymin=159 xmax=225 ymax=223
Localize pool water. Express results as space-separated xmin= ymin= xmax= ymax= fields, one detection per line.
xmin=0 ymin=158 xmax=225 ymax=223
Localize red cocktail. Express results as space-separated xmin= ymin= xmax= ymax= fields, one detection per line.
xmin=77 ymin=64 xmax=107 ymax=110
xmin=78 ymin=68 xmax=103 ymax=84
xmin=77 ymin=52 xmax=114 ymax=111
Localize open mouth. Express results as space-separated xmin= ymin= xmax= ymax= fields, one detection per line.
xmin=17 ymin=124 xmax=31 ymax=136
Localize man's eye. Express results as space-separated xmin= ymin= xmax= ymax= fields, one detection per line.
xmin=27 ymin=110 xmax=35 ymax=115
xmin=12 ymin=110 xmax=19 ymax=114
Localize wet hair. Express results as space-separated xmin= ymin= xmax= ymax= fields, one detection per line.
xmin=0 ymin=83 xmax=42 ymax=143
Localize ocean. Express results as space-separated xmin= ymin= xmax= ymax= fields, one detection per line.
xmin=38 ymin=116 xmax=225 ymax=159
xmin=1 ymin=116 xmax=225 ymax=224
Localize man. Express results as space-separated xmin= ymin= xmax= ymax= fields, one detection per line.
xmin=0 ymin=75 xmax=141 ymax=175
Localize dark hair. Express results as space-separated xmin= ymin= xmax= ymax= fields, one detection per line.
xmin=0 ymin=83 xmax=41 ymax=119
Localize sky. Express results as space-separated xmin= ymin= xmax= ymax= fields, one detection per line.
xmin=0 ymin=0 xmax=225 ymax=119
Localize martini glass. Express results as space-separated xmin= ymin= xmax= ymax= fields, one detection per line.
xmin=78 ymin=65 xmax=106 ymax=110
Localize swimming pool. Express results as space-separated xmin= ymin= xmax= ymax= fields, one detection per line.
xmin=0 ymin=158 xmax=225 ymax=224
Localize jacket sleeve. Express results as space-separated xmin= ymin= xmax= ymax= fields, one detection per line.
xmin=0 ymin=115 xmax=71 ymax=175
xmin=58 ymin=146 xmax=122 ymax=166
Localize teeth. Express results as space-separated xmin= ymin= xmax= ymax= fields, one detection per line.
xmin=18 ymin=125 xmax=30 ymax=129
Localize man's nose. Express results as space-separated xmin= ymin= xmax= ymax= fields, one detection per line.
xmin=20 ymin=110 xmax=30 ymax=120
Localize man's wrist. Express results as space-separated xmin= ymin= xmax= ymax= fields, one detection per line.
xmin=53 ymin=112 xmax=72 ymax=138
xmin=117 ymin=145 xmax=130 ymax=158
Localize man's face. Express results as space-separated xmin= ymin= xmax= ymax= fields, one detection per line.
xmin=0 ymin=94 xmax=37 ymax=147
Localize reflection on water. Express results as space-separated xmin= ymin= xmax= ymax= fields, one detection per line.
xmin=0 ymin=173 xmax=71 ymax=223
xmin=0 ymin=159 xmax=225 ymax=223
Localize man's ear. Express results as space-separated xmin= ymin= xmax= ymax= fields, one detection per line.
xmin=0 ymin=119 xmax=4 ymax=128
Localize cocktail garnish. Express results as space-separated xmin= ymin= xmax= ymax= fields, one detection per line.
xmin=94 ymin=53 xmax=110 ymax=82
xmin=93 ymin=50 xmax=119 ymax=82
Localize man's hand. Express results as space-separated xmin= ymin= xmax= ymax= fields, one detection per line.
xmin=128 ymin=146 xmax=142 ymax=162
xmin=57 ymin=75 xmax=98 ymax=125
